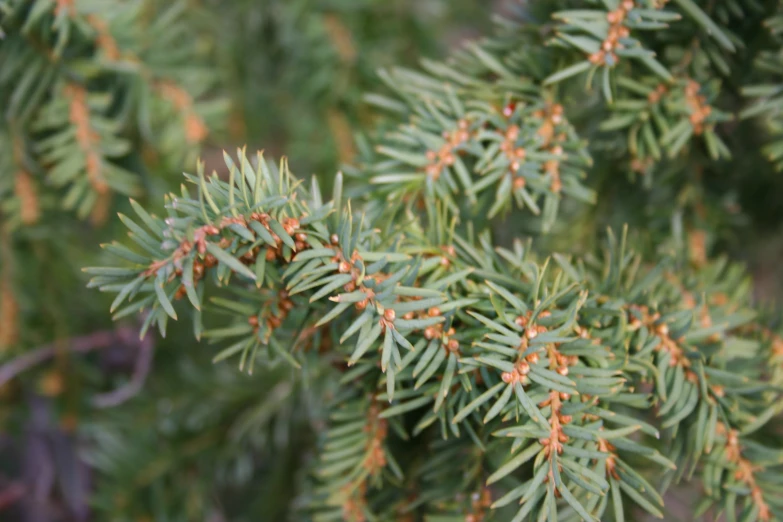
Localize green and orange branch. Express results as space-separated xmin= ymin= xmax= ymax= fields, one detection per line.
xmin=157 ymin=82 xmax=209 ymax=144
xmin=65 ymin=83 xmax=109 ymax=194
xmin=342 ymin=398 xmax=388 ymax=522
xmin=718 ymin=424 xmax=771 ymax=521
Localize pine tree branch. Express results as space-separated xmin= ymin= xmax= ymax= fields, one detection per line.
xmin=79 ymin=2 xmax=783 ymax=520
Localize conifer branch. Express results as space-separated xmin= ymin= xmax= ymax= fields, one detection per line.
xmin=77 ymin=1 xmax=783 ymax=520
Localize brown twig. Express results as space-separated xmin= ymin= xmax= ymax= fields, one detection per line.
xmin=0 ymin=327 xmax=139 ymax=388
xmin=92 ymin=331 xmax=154 ymax=408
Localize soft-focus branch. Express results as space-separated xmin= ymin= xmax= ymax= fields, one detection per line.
xmin=0 ymin=326 xmax=141 ymax=388
xmin=92 ymin=331 xmax=154 ymax=408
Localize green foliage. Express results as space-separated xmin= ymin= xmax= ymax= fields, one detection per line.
xmin=90 ymin=0 xmax=783 ymax=519
xmin=742 ymin=7 xmax=783 ymax=171
xmin=0 ymin=0 xmax=225 ymax=226
xmin=90 ymin=142 xmax=783 ymax=519
xmin=6 ymin=0 xmax=783 ymax=521
xmin=83 ymin=358 xmax=309 ymax=522
xmin=0 ymin=2 xmax=496 ymax=521
xmin=208 ymin=0 xmax=489 ymax=175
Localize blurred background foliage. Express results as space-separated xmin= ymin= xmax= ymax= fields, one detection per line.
xmin=203 ymin=0 xmax=491 ymax=178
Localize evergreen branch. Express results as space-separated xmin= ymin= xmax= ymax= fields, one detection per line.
xmin=0 ymin=0 xmax=225 ymax=222
xmin=90 ymin=149 xmax=783 ymax=520
xmin=78 ymin=2 xmax=783 ymax=520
